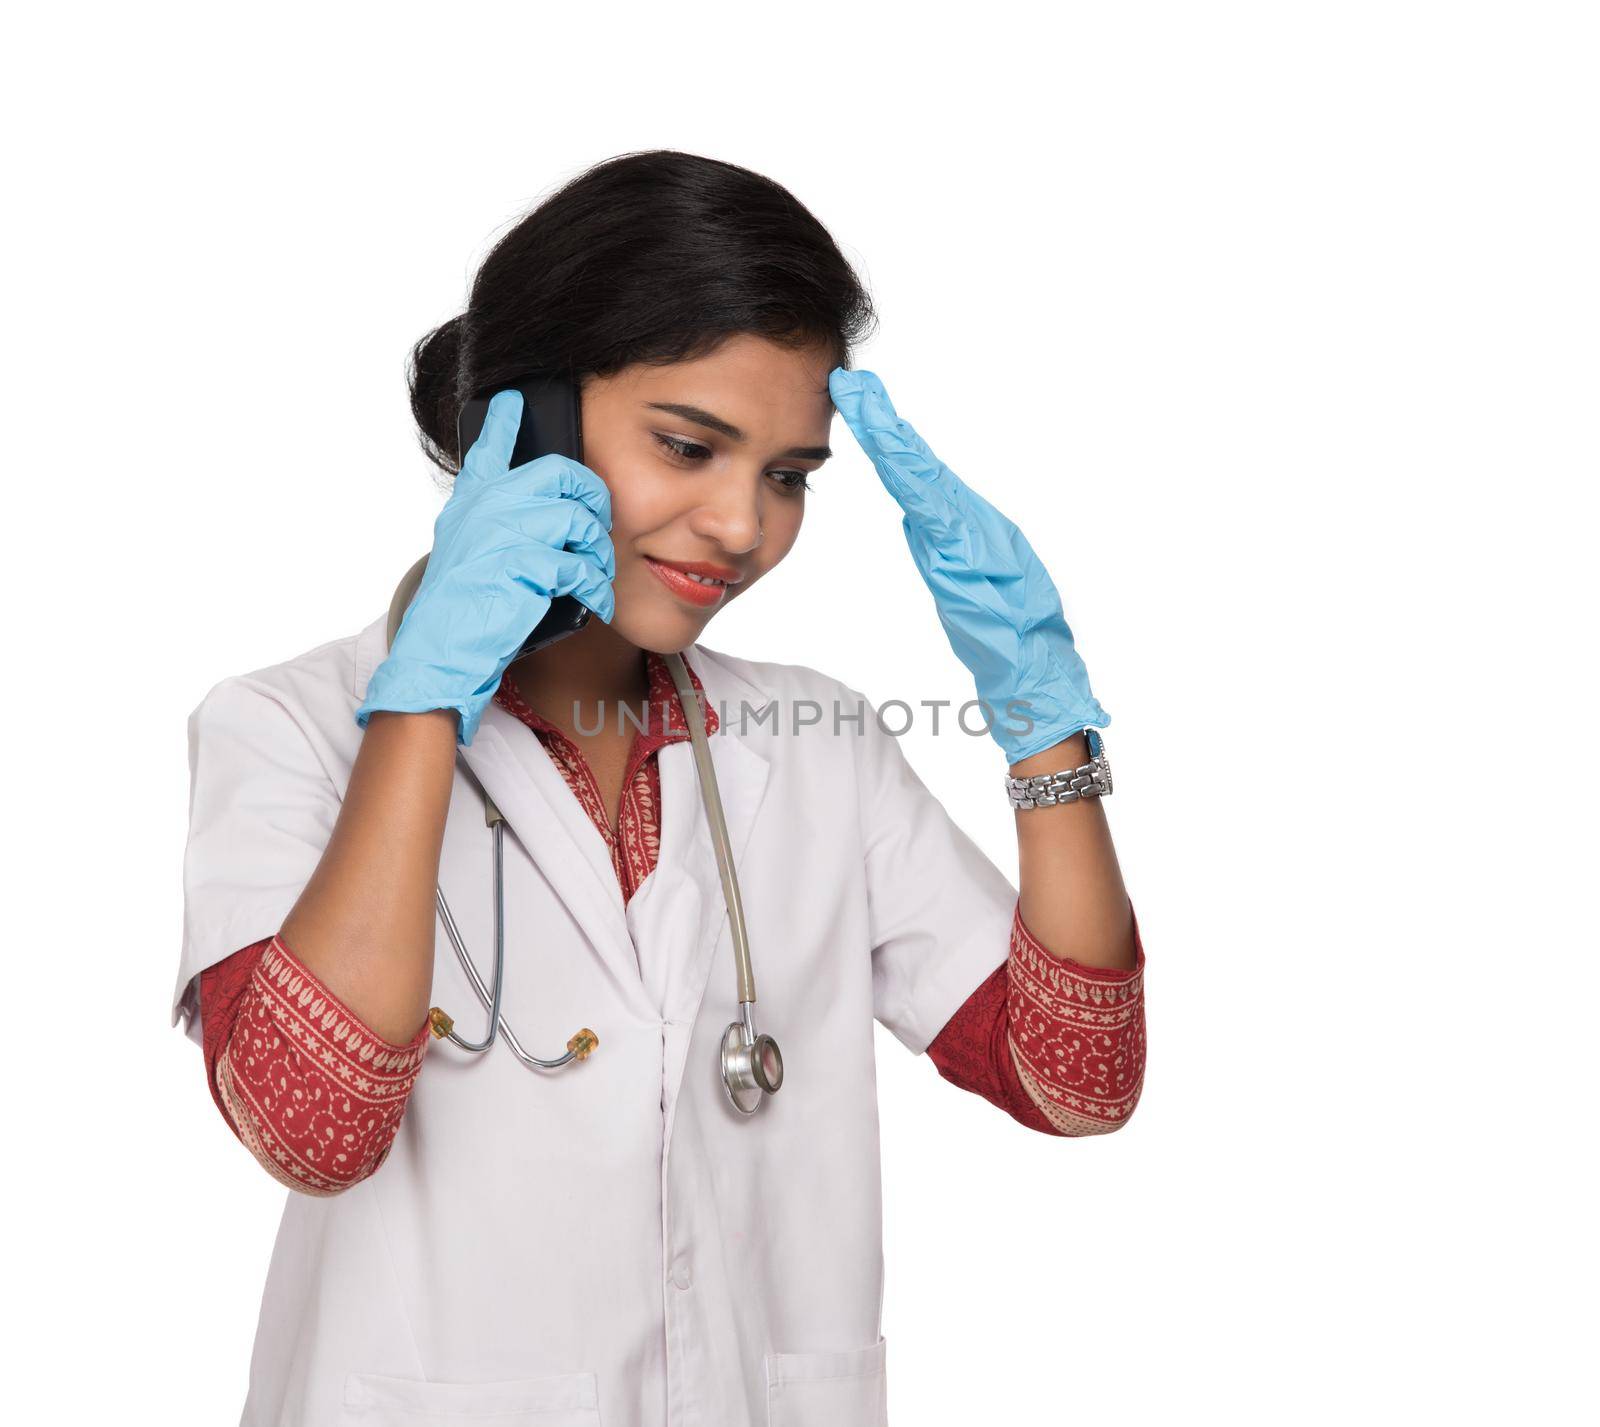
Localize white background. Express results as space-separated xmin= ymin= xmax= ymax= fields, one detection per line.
xmin=7 ymin=2 xmax=1596 ymax=1422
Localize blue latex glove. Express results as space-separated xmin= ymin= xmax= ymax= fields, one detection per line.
xmin=828 ymin=367 xmax=1108 ymax=765
xmin=357 ymin=389 xmax=616 ymax=746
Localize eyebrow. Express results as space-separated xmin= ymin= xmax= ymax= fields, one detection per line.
xmin=644 ymin=402 xmax=832 ymax=461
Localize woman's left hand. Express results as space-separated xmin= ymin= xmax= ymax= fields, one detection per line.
xmin=829 ymin=367 xmax=1108 ymax=765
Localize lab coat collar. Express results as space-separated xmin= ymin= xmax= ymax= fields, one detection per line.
xmin=353 ymin=615 xmax=776 ymax=1041
xmin=488 ymin=648 xmax=719 ymax=797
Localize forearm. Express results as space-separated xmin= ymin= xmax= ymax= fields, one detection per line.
xmin=1010 ymin=731 xmax=1136 ymax=972
xmin=279 ymin=708 xmax=457 ymax=1042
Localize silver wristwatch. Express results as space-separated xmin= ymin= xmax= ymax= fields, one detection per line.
xmin=1004 ymin=728 xmax=1112 ymax=809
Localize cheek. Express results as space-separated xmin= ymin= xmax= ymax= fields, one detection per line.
xmin=769 ymin=496 xmax=806 ymax=543
xmin=600 ymin=464 xmax=683 ymax=539
xmin=581 ymin=427 xmax=666 ymax=528
xmin=753 ymin=503 xmax=805 ymax=573
xmin=590 ymin=484 xmax=649 ymax=552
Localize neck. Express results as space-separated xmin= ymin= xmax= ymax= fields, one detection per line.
xmin=507 ymin=617 xmax=649 ymax=732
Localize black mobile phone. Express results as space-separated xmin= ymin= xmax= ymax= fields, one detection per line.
xmin=456 ymin=375 xmax=593 ymax=660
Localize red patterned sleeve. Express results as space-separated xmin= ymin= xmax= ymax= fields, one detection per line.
xmin=926 ymin=898 xmax=1146 ymax=1137
xmin=198 ymin=934 xmax=431 ymax=1195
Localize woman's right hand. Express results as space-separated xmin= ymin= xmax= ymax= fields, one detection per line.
xmin=357 ymin=389 xmax=616 ymax=746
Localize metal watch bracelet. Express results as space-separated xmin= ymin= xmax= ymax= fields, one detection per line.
xmin=1004 ymin=728 xmax=1112 ymax=809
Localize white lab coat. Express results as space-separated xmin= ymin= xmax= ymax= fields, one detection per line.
xmin=172 ymin=612 xmax=1020 ymax=1427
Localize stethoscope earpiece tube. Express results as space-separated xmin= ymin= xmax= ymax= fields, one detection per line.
xmin=384 ymin=553 xmax=432 ymax=655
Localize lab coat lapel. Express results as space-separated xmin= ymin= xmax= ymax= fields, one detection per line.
xmin=353 ymin=614 xmax=777 ymax=1043
xmin=455 ymin=702 xmax=657 ymax=1021
xmin=636 ymin=647 xmax=774 ymax=1131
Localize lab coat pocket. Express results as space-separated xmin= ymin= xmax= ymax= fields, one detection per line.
xmin=341 ymin=1369 xmax=601 ymax=1426
xmin=764 ymin=1335 xmax=887 ymax=1427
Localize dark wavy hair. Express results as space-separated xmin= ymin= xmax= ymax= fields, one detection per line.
xmin=408 ymin=149 xmax=877 ymax=475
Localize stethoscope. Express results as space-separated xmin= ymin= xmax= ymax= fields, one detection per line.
xmin=386 ymin=558 xmax=784 ymax=1115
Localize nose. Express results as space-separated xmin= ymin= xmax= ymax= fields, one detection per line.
xmin=685 ymin=476 xmax=765 ymax=556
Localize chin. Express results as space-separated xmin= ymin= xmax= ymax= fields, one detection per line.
xmin=610 ymin=602 xmax=717 ymax=657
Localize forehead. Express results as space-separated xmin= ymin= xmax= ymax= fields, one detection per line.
xmin=596 ymin=334 xmax=835 ymax=432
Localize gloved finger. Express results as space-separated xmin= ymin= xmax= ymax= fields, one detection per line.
xmin=828 ymin=367 xmax=967 ymax=533
xmin=460 ymin=389 xmax=525 ymax=484
xmin=513 ymin=452 xmax=614 ymax=533
xmin=497 ymin=500 xmax=616 ymax=586
xmin=553 ymin=505 xmax=617 ymax=582
xmin=571 ymin=560 xmax=617 ymax=623
xmin=544 ymin=547 xmax=617 ymax=623
xmin=462 ymin=480 xmax=614 ymax=578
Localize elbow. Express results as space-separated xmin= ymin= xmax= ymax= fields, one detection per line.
xmin=1042 ymin=1101 xmax=1141 ymax=1139
xmin=1099 ymin=1071 xmax=1146 ymax=1135
xmin=248 ymin=1129 xmax=395 ymax=1198
xmin=284 ymin=1175 xmax=356 ymax=1199
xmin=217 ymin=1056 xmax=397 ymax=1197
xmin=1009 ymin=1037 xmax=1145 ymax=1138
xmin=1066 ymin=1069 xmax=1146 ymax=1138
xmin=281 ymin=1164 xmax=379 ymax=1199
xmin=1074 ymin=1084 xmax=1144 ymax=1137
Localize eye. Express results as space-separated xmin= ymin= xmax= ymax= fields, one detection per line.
xmin=654 ymin=432 xmax=812 ymax=495
xmin=653 ymin=432 xmax=712 ymax=463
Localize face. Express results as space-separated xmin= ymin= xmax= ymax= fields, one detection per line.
xmin=578 ymin=333 xmax=836 ymax=652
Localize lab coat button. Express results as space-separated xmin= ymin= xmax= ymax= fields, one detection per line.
xmin=671 ymin=1263 xmax=692 ymax=1290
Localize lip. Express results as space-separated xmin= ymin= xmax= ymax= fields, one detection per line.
xmin=652 ymin=557 xmax=743 ymax=583
xmin=643 ymin=556 xmax=737 ymax=608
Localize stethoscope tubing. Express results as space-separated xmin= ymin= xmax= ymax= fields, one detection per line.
xmin=385 ymin=558 xmax=778 ymax=1107
xmin=434 ymin=817 xmax=585 ymax=1069
xmin=662 ymin=651 xmax=758 ymax=1008
xmin=434 ymin=652 xmax=757 ymax=1061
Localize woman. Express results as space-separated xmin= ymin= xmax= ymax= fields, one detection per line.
xmin=172 ymin=150 xmax=1146 ymax=1427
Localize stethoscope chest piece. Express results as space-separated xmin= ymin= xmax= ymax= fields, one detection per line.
xmin=721 ymin=1012 xmax=784 ymax=1116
